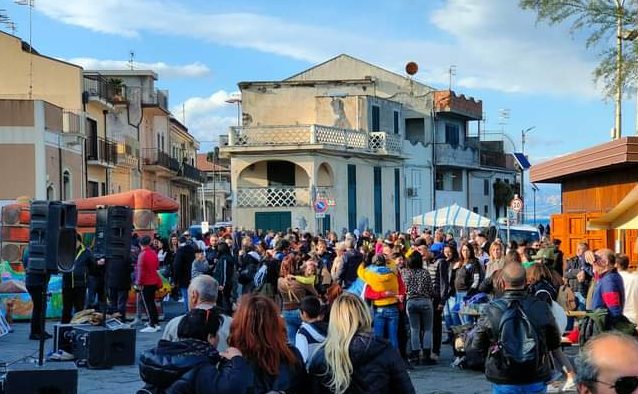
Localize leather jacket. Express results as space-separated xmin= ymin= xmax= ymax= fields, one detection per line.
xmin=466 ymin=289 xmax=561 ymax=385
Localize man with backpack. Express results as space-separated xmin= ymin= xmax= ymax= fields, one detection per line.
xmin=467 ymin=262 xmax=561 ymax=393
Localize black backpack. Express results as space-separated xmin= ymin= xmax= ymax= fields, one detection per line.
xmin=489 ymin=299 xmax=541 ymax=374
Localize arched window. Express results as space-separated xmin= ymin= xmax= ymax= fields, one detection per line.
xmin=62 ymin=170 xmax=71 ymax=200
xmin=46 ymin=184 xmax=55 ymax=200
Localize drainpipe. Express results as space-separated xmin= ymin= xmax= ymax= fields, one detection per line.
xmin=103 ymin=110 xmax=109 ymax=195
xmin=431 ymin=106 xmax=437 ymax=211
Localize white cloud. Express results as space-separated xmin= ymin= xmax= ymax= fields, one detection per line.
xmin=170 ymin=90 xmax=240 ymax=143
xmin=66 ymin=57 xmax=210 ymax=78
xmin=37 ymin=0 xmax=600 ymax=97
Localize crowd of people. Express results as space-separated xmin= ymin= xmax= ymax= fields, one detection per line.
xmin=22 ymin=224 xmax=638 ymax=393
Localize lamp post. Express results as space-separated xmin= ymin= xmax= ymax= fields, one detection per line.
xmin=520 ymin=126 xmax=535 ymax=223
xmin=531 ymin=183 xmax=539 ymax=225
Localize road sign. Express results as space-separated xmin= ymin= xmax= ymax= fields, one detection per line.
xmin=510 ymin=196 xmax=523 ymax=213
xmin=315 ymin=212 xmax=325 ymax=219
xmin=314 ymin=199 xmax=328 ymax=213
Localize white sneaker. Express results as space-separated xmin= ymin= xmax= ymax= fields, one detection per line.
xmin=140 ymin=325 xmax=160 ymax=333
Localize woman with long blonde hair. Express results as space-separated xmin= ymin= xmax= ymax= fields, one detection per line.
xmin=308 ymin=292 xmax=414 ymax=394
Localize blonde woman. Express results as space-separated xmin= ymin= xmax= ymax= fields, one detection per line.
xmin=308 ymin=292 xmax=415 ymax=394
xmin=330 ymin=242 xmax=347 ymax=283
xmin=485 ymin=241 xmax=505 ymax=278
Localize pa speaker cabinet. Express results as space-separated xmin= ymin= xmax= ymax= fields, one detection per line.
xmin=28 ymin=201 xmax=77 ymax=274
xmin=4 ymin=362 xmax=78 ymax=394
xmin=53 ymin=323 xmax=91 ymax=353
xmin=94 ymin=206 xmax=133 ymax=261
xmin=71 ymin=325 xmax=136 ymax=369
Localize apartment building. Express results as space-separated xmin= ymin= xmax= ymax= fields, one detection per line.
xmin=197 ymin=153 xmax=231 ymax=224
xmin=221 ymin=54 xmax=516 ymax=234
xmin=0 ymin=31 xmax=86 ymax=201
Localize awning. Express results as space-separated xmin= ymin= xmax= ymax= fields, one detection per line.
xmin=587 ymin=185 xmax=638 ymax=230
xmin=412 ymin=203 xmax=492 ymax=228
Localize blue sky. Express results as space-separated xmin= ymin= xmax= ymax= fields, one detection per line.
xmin=3 ymin=0 xmax=634 ymax=218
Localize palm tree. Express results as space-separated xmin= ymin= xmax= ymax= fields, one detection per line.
xmin=493 ymin=179 xmax=514 ymax=218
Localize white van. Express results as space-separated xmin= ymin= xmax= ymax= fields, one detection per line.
xmin=488 ymin=219 xmax=541 ymax=245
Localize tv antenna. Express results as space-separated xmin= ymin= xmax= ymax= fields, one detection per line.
xmin=448 ymin=65 xmax=456 ymax=90
xmin=128 ymin=51 xmax=135 ymax=70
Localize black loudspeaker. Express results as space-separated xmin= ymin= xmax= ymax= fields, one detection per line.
xmin=53 ymin=323 xmax=91 ymax=353
xmin=71 ymin=326 xmax=136 ymax=369
xmin=28 ymin=201 xmax=77 ymax=274
xmin=4 ymin=362 xmax=78 ymax=394
xmin=94 ymin=206 xmax=133 ymax=261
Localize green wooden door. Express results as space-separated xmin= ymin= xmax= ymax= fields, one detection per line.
xmin=255 ymin=211 xmax=292 ymax=233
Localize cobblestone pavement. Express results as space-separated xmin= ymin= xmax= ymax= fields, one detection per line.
xmin=1 ymin=321 xmax=539 ymax=394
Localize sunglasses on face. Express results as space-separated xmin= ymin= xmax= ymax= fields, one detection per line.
xmin=592 ymin=376 xmax=638 ymax=394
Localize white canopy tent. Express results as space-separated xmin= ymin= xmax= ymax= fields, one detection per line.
xmin=412 ymin=203 xmax=492 ymax=228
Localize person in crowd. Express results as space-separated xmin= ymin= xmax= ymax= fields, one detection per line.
xmin=105 ymin=236 xmax=134 ymax=321
xmin=191 ymin=247 xmax=210 ymax=279
xmin=314 ymin=239 xmax=334 ymax=294
xmin=430 ymin=230 xmax=445 ymax=260
xmin=485 ymin=242 xmax=505 ymax=279
xmin=206 ymin=234 xmax=219 ymax=266
xmin=616 ymin=253 xmax=638 ymax=324
xmin=466 ymin=262 xmax=561 ymax=394
xmin=330 ymin=242 xmax=347 ymax=283
xmin=400 ymin=251 xmax=436 ymax=366
xmin=308 ymin=292 xmax=415 ymax=394
xmin=163 ymin=275 xmax=231 ymax=352
xmin=527 ymin=263 xmax=577 ymax=391
xmin=61 ymin=234 xmax=93 ymax=324
xmin=173 ymin=235 xmax=196 ymax=309
xmin=23 ymin=247 xmax=52 ymax=340
xmin=439 ymin=244 xmax=459 ymax=343
xmin=229 ymin=294 xmax=306 ymax=393
xmin=476 ymin=232 xmax=491 ymax=256
xmin=238 ymin=248 xmax=261 ymax=295
xmin=591 ymin=249 xmax=625 ymax=318
xmin=155 ymin=238 xmax=167 ymax=267
xmin=295 ymin=295 xmax=328 ymax=364
xmin=553 ymin=239 xmax=564 ymax=276
xmin=357 ymin=254 xmax=400 ymax=349
xmin=417 ymin=241 xmax=445 ymax=360
xmin=86 ymin=237 xmax=106 ymax=310
xmin=137 ymin=235 xmax=163 ymax=333
xmin=279 ymin=255 xmax=319 ymax=343
xmin=575 ymin=332 xmax=638 ymax=394
xmin=455 ymin=242 xmax=484 ymax=324
xmin=139 ymin=308 xmax=250 ymax=394
xmin=338 ymin=239 xmax=364 ymax=292
xmin=213 ymin=242 xmax=236 ymax=315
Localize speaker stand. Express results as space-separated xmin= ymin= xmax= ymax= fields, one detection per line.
xmin=38 ymin=274 xmax=50 ymax=366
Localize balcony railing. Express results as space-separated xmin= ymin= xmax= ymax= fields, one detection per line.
xmin=86 ymin=136 xmax=118 ymax=165
xmin=435 ymin=143 xmax=479 ymax=167
xmin=228 ymin=125 xmax=401 ymax=155
xmin=83 ymin=76 xmax=117 ymax=105
xmin=204 ymin=180 xmax=231 ymax=193
xmin=142 ymin=148 xmax=178 ymax=171
xmin=142 ymin=89 xmax=168 ymax=112
xmin=63 ymin=110 xmax=85 ymax=135
xmin=236 ymin=187 xmax=310 ymax=208
xmin=178 ymin=162 xmax=205 ymax=183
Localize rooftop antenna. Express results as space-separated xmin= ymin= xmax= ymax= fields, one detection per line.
xmin=498 ymin=108 xmax=510 ymax=132
xmin=128 ymin=50 xmax=135 ymax=70
xmin=448 ymin=65 xmax=456 ymax=90
xmin=0 ymin=10 xmax=17 ymax=35
xmin=15 ymin=0 xmax=34 ymax=99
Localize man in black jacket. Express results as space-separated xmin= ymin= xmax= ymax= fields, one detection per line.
xmin=337 ymin=239 xmax=362 ymax=290
xmin=61 ymin=234 xmax=94 ymax=324
xmin=173 ymin=236 xmax=196 ymax=309
xmin=467 ymin=263 xmax=560 ymax=393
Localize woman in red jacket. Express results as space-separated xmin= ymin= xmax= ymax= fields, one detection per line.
xmin=137 ymin=235 xmax=163 ymax=333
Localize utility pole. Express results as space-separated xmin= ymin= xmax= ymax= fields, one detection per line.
xmin=521 ymin=126 xmax=535 ymax=224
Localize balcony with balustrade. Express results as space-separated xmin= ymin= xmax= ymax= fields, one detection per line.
xmin=86 ymin=136 xmax=118 ymax=167
xmin=175 ymin=161 xmax=205 ymax=185
xmin=141 ymin=148 xmax=177 ymax=176
xmin=236 ymin=187 xmax=311 ymax=208
xmin=142 ymin=89 xmax=169 ymax=114
xmin=224 ymin=124 xmax=402 ymax=157
xmin=435 ymin=143 xmax=479 ymax=168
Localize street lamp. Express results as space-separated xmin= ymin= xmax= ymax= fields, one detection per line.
xmin=225 ymin=95 xmax=242 ymax=127
xmin=531 ymin=183 xmax=539 ymax=225
xmin=520 ymin=126 xmax=535 ymax=223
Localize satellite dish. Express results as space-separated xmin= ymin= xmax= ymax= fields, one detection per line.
xmin=405 ymin=62 xmax=418 ymax=76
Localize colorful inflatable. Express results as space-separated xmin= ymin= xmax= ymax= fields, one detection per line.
xmin=0 ymin=190 xmax=180 ymax=320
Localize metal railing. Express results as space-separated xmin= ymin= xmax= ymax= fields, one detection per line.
xmin=236 ymin=187 xmax=310 ymax=207
xmin=142 ymin=89 xmax=168 ymax=111
xmin=141 ymin=148 xmax=178 ymax=171
xmin=228 ymin=124 xmax=402 ymax=155
xmin=178 ymin=162 xmax=205 ymax=183
xmin=83 ymin=76 xmax=118 ymax=104
xmin=86 ymin=136 xmax=118 ymax=165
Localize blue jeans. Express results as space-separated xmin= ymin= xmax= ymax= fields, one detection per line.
xmin=451 ymin=291 xmax=468 ymax=325
xmin=492 ymin=382 xmax=546 ymax=394
xmin=373 ymin=304 xmax=399 ymax=349
xmin=180 ymin=287 xmax=189 ymax=310
xmin=282 ymin=308 xmax=302 ymax=344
